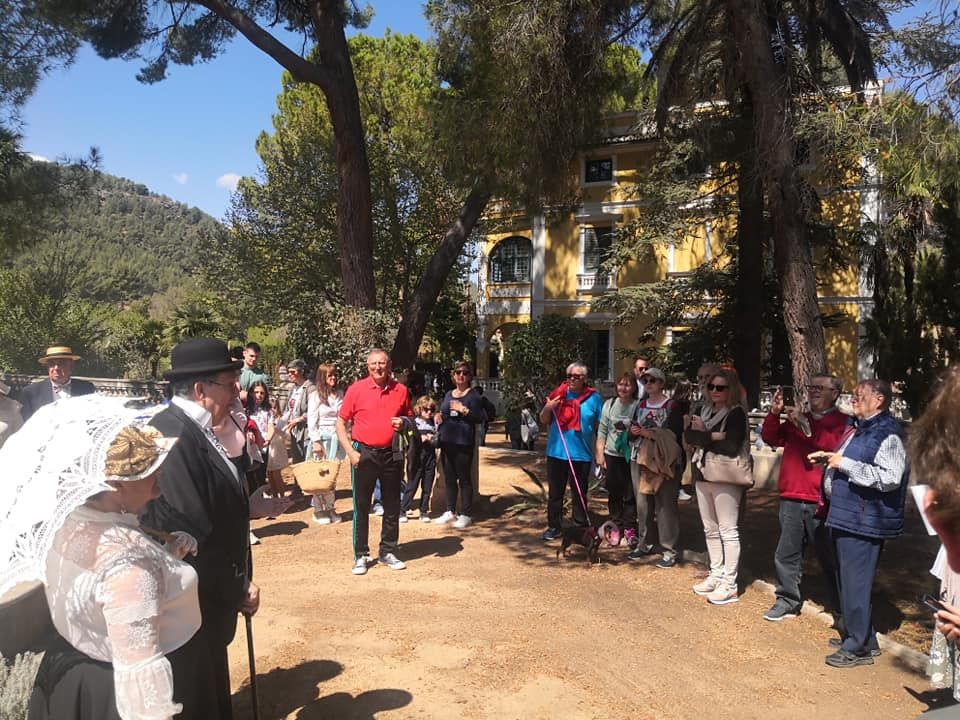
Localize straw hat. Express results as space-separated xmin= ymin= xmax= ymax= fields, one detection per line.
xmin=38 ymin=346 xmax=81 ymax=364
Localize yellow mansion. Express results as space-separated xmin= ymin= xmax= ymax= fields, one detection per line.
xmin=474 ymin=110 xmax=879 ymax=390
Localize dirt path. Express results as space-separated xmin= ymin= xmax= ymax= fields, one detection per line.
xmin=230 ymin=447 xmax=931 ymax=720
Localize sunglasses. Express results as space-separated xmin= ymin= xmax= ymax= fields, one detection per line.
xmin=454 ymin=370 xmax=472 ymax=376
xmin=642 ymin=377 xmax=661 ymax=384
xmin=707 ymin=383 xmax=729 ymax=391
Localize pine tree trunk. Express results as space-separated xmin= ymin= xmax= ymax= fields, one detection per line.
xmin=312 ymin=1 xmax=376 ymax=308
xmin=733 ymin=111 xmax=765 ymax=408
xmin=724 ymin=0 xmax=827 ymax=394
xmin=390 ymin=184 xmax=490 ymax=369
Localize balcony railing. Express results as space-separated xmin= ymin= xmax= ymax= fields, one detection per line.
xmin=577 ymin=272 xmax=617 ymax=293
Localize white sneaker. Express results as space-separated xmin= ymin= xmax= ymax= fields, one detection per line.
xmin=352 ymin=557 xmax=369 ymax=575
xmin=420 ymin=512 xmax=431 ymax=523
xmin=434 ymin=510 xmax=456 ymax=525
xmin=249 ymin=531 xmax=260 ymax=546
xmin=313 ymin=511 xmax=332 ymax=525
xmin=678 ymin=489 xmax=693 ymax=502
xmin=399 ymin=514 xmax=408 ymax=523
xmin=707 ymin=584 xmax=740 ymax=605
xmin=692 ymin=576 xmax=720 ymax=596
xmin=378 ymin=553 xmax=406 ymax=570
xmin=373 ymin=503 xmax=385 ymax=516
xmin=453 ymin=514 xmax=472 ymax=529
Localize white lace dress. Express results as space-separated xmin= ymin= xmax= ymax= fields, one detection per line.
xmin=43 ymin=506 xmax=201 ymax=720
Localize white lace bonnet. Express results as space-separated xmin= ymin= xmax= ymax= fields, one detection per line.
xmin=0 ymin=395 xmax=172 ymax=598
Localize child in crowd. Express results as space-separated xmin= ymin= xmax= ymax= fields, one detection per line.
xmin=264 ymin=395 xmax=289 ymax=498
xmin=401 ymin=395 xmax=439 ymax=522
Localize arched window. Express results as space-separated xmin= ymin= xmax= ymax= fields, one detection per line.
xmin=488 ymin=236 xmax=532 ymax=283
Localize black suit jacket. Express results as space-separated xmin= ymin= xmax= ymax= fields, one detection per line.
xmin=141 ymin=402 xmax=251 ymax=646
xmin=18 ymin=378 xmax=96 ymax=421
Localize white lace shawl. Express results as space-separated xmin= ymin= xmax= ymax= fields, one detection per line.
xmin=45 ymin=507 xmax=201 ymax=720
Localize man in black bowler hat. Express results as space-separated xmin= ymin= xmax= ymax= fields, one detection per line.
xmin=141 ymin=337 xmax=274 ymax=719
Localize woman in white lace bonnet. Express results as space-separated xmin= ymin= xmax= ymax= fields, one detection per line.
xmin=25 ymin=414 xmax=218 ymax=720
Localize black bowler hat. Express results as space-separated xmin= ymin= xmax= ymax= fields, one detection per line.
xmin=163 ymin=338 xmax=243 ymax=381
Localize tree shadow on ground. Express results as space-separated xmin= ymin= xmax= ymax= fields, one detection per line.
xmin=465 ymin=459 xmax=941 ymax=642
xmin=231 ymin=659 xmax=343 ymax=720
xmin=254 ymin=520 xmax=309 ymax=538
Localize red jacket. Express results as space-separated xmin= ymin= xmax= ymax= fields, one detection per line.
xmin=761 ymin=408 xmax=850 ymax=502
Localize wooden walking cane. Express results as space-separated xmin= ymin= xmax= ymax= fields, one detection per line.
xmin=245 ymin=613 xmax=261 ymax=720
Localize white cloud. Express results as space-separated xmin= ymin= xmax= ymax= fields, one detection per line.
xmin=216 ymin=173 xmax=241 ymax=191
xmin=172 ymin=172 xmax=189 ymax=184
xmin=29 ymin=154 xmax=50 ymax=163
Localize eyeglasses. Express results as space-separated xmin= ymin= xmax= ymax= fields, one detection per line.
xmin=707 ymin=383 xmax=729 ymax=391
xmin=567 ymin=374 xmax=586 ymax=380
xmin=805 ymin=384 xmax=834 ymax=393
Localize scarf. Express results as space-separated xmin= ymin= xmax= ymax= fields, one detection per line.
xmin=691 ymin=403 xmax=732 ymax=467
xmin=548 ymin=384 xmax=597 ymax=432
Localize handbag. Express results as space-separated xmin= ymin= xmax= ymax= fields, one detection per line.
xmin=699 ymin=451 xmax=755 ymax=487
xmin=291 ymin=458 xmax=346 ymax=494
xmin=696 ymin=411 xmax=754 ymax=488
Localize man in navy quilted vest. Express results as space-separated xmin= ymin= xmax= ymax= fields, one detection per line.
xmin=818 ymin=378 xmax=908 ymax=669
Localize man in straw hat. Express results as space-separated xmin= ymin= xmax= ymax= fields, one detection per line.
xmin=19 ymin=345 xmax=96 ymax=421
xmin=140 ymin=337 xmax=262 ymax=719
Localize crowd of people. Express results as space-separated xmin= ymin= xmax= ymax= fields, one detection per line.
xmin=2 ymin=339 xmax=959 ymax=719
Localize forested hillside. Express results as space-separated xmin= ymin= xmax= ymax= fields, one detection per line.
xmin=0 ymin=164 xmax=233 ymax=377
xmin=11 ymin=168 xmax=221 ymax=303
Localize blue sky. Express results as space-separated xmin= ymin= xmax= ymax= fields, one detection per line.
xmin=21 ymin=3 xmax=431 ymax=220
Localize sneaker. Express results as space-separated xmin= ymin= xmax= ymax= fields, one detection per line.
xmin=655 ymin=555 xmax=677 ymax=569
xmin=541 ymin=527 xmax=562 ymax=541
xmin=825 ymin=649 xmax=874 ymax=668
xmin=373 ymin=503 xmax=385 ymax=516
xmin=693 ymin=576 xmax=720 ymax=596
xmin=329 ymin=511 xmax=342 ymax=524
xmin=628 ymin=545 xmax=655 ymax=561
xmin=706 ymin=585 xmax=739 ymax=605
xmin=352 ymin=557 xmax=368 ymax=575
xmin=313 ymin=511 xmax=332 ymax=525
xmin=420 ymin=511 xmax=431 ymax=523
xmin=249 ymin=531 xmax=260 ymax=546
xmin=764 ymin=601 xmax=799 ymax=622
xmin=678 ymin=489 xmax=693 ymax=502
xmin=378 ymin=553 xmax=406 ymax=571
xmin=434 ymin=511 xmax=457 ymax=525
xmin=453 ymin=514 xmax=472 ymax=529
xmin=828 ymin=638 xmax=881 ymax=657
xmin=399 ymin=514 xmax=409 ymax=523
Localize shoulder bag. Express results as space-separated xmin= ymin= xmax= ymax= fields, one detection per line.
xmin=698 ymin=412 xmax=755 ymax=488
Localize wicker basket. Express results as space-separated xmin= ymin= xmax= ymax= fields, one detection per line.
xmin=291 ymin=458 xmax=345 ymax=494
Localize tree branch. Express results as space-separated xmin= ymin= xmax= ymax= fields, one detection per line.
xmin=195 ymin=0 xmax=331 ymax=89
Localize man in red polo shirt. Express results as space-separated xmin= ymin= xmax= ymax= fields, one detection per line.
xmin=337 ymin=348 xmax=412 ymax=575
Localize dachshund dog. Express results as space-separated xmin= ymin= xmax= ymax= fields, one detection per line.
xmin=557 ymin=526 xmax=602 ymax=565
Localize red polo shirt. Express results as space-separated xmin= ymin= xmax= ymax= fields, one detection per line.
xmin=339 ymin=377 xmax=412 ymax=448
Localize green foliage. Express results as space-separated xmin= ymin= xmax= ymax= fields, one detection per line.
xmin=427 ymin=1 xmax=651 ymax=209
xmin=0 ymin=1 xmax=78 ymax=121
xmin=286 ymin=306 xmax=397 ymax=384
xmin=0 ymin=652 xmax=43 ymax=720
xmin=501 ymin=315 xmax=592 ymax=408
xmin=0 ymin=245 xmax=109 ymax=373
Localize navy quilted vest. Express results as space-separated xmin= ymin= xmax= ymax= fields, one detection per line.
xmin=826 ymin=411 xmax=907 ymax=539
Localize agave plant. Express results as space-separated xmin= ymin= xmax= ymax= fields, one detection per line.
xmin=507 ymin=466 xmax=602 ymax=516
